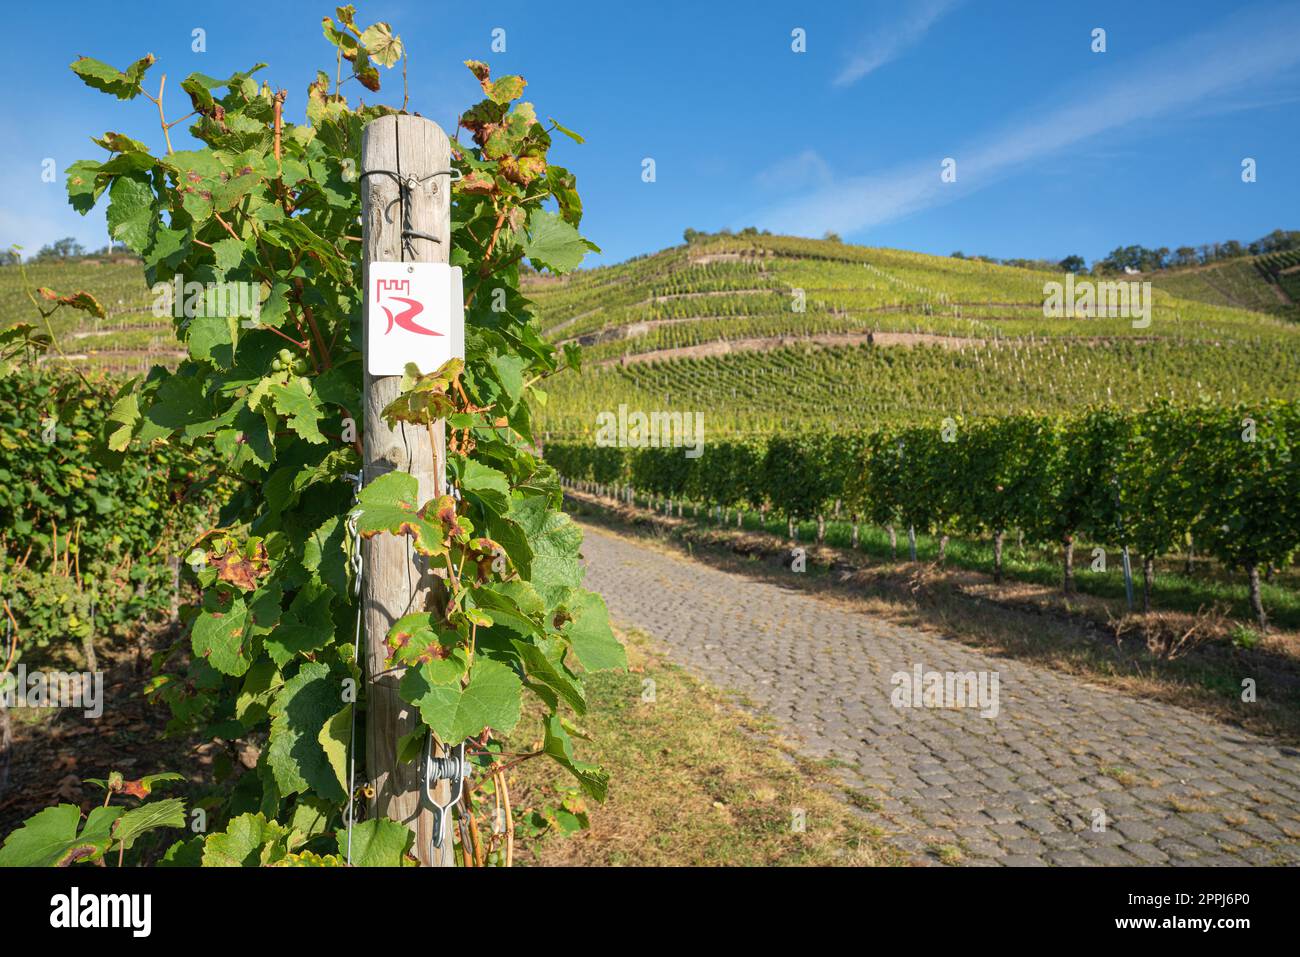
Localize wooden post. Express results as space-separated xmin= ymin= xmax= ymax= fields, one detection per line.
xmin=361 ymin=114 xmax=453 ymax=866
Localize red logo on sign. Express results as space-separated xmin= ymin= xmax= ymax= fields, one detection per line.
xmin=375 ymin=278 xmax=443 ymax=337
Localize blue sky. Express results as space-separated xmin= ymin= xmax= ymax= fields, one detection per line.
xmin=3 ymin=0 xmax=1298 ymax=267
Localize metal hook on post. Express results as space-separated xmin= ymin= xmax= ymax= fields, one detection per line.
xmin=423 ymin=733 xmax=470 ymax=858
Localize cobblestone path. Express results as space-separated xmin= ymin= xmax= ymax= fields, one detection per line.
xmin=577 ymin=521 xmax=1300 ymax=866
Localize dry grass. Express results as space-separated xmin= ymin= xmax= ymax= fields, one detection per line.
xmin=1109 ymin=606 xmax=1228 ymax=661
xmin=502 ymin=627 xmax=910 ymax=867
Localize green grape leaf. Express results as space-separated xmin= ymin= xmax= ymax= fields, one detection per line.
xmin=66 ymin=159 xmax=107 ymax=214
xmin=351 ymin=471 xmax=447 ymax=558
xmin=485 ymin=513 xmax=533 ymax=580
xmin=548 ymin=117 xmax=585 ymax=144
xmin=456 ymin=458 xmax=510 ymax=515
xmin=201 ymin=812 xmax=295 ymax=867
xmin=400 ymin=657 xmax=521 ymax=743
xmin=469 ymin=584 xmax=542 ymax=636
xmin=560 ymin=588 xmax=625 ymax=671
xmin=159 ymin=836 xmax=205 ymax=867
xmin=212 ymin=236 xmax=247 ymax=273
xmin=0 ymin=804 xmax=123 ymax=867
xmin=512 ymin=637 xmax=586 ymax=714
xmin=287 ymin=796 xmax=334 ymax=841
xmin=267 ymin=662 xmax=348 ymax=803
xmin=70 ymin=54 xmax=155 ymax=100
xmin=191 ymin=590 xmax=252 ymax=677
xmin=111 ymin=797 xmax=187 ymax=853
xmin=542 ymin=714 xmax=609 ymax=801
xmin=337 ymin=818 xmax=415 ymax=867
xmin=187 ymin=316 xmax=237 ymax=366
xmin=318 ymin=704 xmax=352 ymax=798
xmin=511 ymin=495 xmax=583 ymax=605
xmin=264 ymin=580 xmax=334 ymax=667
xmin=236 ymin=659 xmax=283 ymax=727
xmin=105 ymin=390 xmax=140 ymax=452
xmin=523 ymin=209 xmax=592 ymax=274
xmin=105 ymin=173 xmax=156 ymax=253
xmin=303 ymin=515 xmax=349 ymax=597
xmin=269 ymin=382 xmax=326 ymax=444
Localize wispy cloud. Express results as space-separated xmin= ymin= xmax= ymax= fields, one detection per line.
xmin=757 ymin=4 xmax=1300 ymax=238
xmin=754 ymin=149 xmax=833 ymax=192
xmin=834 ymin=0 xmax=961 ymax=87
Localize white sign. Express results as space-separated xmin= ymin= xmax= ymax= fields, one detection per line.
xmin=367 ymin=261 xmax=464 ymax=376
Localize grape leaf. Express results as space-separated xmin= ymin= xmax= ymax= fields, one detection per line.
xmin=106 ymin=173 xmax=156 ymax=253
xmin=202 ymin=812 xmax=295 ymax=867
xmin=105 ymin=390 xmax=140 ymax=452
xmin=303 ymin=515 xmax=349 ymax=597
xmin=401 ymin=657 xmax=521 ymax=743
xmin=351 ymin=471 xmax=447 ymax=558
xmin=512 ymin=637 xmax=586 ymax=714
xmin=267 ymin=662 xmax=348 ymax=803
xmin=511 ymin=495 xmax=583 ymax=605
xmin=70 ymin=54 xmax=155 ymax=100
xmin=456 ymin=458 xmax=510 ymax=515
xmin=318 ymin=704 xmax=352 ymax=797
xmin=337 ymin=818 xmax=415 ymax=867
xmin=213 ymin=236 xmax=247 ymax=273
xmin=191 ymin=590 xmax=251 ymax=677
xmin=523 ymin=209 xmax=592 ymax=274
xmin=560 ymin=588 xmax=625 ymax=671
xmin=111 ymin=797 xmax=186 ymax=853
xmin=542 ymin=714 xmax=609 ymax=801
xmin=36 ymin=287 xmax=106 ymax=319
xmin=66 ymin=159 xmax=107 ymax=214
xmin=264 ymin=580 xmax=334 ymax=667
xmin=270 ymin=382 xmax=326 ymax=444
xmin=0 ymin=804 xmax=123 ymax=867
xmin=360 ymin=23 xmax=403 ymax=68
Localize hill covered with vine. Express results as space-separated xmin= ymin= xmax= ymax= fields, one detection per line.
xmin=523 ymin=233 xmax=1300 ymax=437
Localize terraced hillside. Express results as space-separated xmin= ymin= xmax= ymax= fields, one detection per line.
xmin=0 ymin=259 xmax=182 ymax=374
xmin=527 ymin=234 xmax=1300 ymax=436
xmin=5 ymin=237 xmax=1297 ymax=433
xmin=1151 ymin=250 xmax=1300 ymax=320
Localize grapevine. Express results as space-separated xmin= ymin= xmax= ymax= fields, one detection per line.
xmin=1 ymin=4 xmax=622 ymax=867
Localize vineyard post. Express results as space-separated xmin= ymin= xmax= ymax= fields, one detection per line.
xmin=360 ymin=114 xmax=453 ymax=867
xmin=1121 ymin=546 xmax=1135 ymax=610
xmin=168 ymin=554 xmax=180 ymax=626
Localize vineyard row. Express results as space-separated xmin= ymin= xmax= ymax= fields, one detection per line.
xmin=544 ymin=401 xmax=1300 ymax=626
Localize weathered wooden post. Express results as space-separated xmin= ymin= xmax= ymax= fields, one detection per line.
xmin=360 ymin=114 xmax=453 ymax=866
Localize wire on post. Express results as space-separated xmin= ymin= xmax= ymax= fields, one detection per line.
xmin=358 ymin=168 xmax=462 ymax=258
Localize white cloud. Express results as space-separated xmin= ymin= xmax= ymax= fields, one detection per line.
xmin=758 ymin=4 xmax=1300 ymax=238
xmin=754 ymin=149 xmax=834 ymax=192
xmin=834 ymin=0 xmax=962 ymax=87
